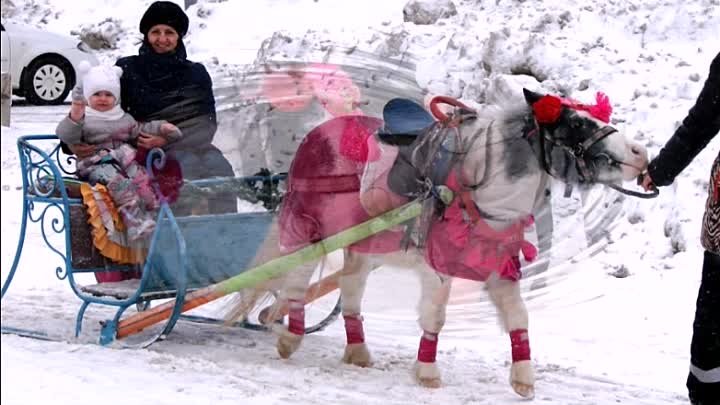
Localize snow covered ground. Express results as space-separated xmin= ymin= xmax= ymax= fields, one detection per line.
xmin=2 ymin=0 xmax=719 ymax=404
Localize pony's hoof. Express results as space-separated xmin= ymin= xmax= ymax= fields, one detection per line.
xmin=510 ymin=360 xmax=535 ymax=399
xmin=258 ymin=306 xmax=276 ymax=325
xmin=277 ymin=334 xmax=302 ymax=359
xmin=511 ymin=382 xmax=535 ymax=399
xmin=274 ymin=325 xmax=303 ymax=359
xmin=413 ymin=361 xmax=442 ymax=388
xmin=342 ymin=343 xmax=372 ymax=367
xmin=419 ymin=376 xmax=442 ymax=389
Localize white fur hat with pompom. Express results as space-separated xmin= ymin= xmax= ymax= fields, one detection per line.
xmin=78 ymin=61 xmax=123 ymax=104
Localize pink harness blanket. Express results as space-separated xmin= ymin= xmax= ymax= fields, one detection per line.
xmin=425 ymin=172 xmax=536 ymax=282
xmin=278 ymin=116 xmax=405 ymax=254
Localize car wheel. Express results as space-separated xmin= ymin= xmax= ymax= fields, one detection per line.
xmin=22 ymin=56 xmax=74 ymax=105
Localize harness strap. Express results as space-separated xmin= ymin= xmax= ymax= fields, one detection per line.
xmin=573 ymin=126 xmax=618 ymax=182
xmin=459 ymin=190 xmax=483 ymax=223
xmin=580 ymin=125 xmax=617 ymax=152
xmin=291 ymin=175 xmax=360 ymax=193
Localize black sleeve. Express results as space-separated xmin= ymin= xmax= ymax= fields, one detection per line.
xmin=196 ymin=62 xmax=217 ymax=117
xmin=648 ymin=52 xmax=720 ymax=186
xmin=60 ymin=141 xmax=72 ymax=155
xmin=192 ymin=62 xmax=218 ymax=140
xmin=115 ymin=56 xmax=134 ymax=115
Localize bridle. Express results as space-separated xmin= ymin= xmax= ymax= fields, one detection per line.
xmin=530 ymin=119 xmax=659 ymax=199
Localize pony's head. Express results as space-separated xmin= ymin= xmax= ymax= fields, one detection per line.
xmin=522 ymin=88 xmax=648 ymax=184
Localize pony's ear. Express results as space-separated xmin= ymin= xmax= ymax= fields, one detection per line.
xmin=522 ymin=88 xmax=544 ymax=106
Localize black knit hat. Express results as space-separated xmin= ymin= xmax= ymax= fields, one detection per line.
xmin=139 ymin=1 xmax=189 ymax=37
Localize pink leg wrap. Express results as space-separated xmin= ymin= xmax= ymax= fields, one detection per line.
xmin=417 ymin=331 xmax=439 ymax=363
xmin=510 ymin=329 xmax=531 ymax=362
xmin=287 ymin=299 xmax=305 ymax=335
xmin=343 ymin=314 xmax=365 ymax=344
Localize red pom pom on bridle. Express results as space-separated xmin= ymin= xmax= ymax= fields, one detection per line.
xmin=531 ymin=95 xmax=563 ymax=124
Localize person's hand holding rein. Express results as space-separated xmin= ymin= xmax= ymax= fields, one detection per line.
xmin=640 ymin=172 xmax=656 ymax=192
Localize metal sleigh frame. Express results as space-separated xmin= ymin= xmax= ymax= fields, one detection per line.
xmin=1 ymin=134 xmax=342 ymax=348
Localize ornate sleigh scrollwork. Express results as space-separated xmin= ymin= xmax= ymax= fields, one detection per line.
xmin=26 ymin=201 xmax=68 ymax=279
xmin=53 ymin=144 xmax=78 ymax=177
xmin=21 ymin=142 xmax=76 ymax=197
xmin=145 ymin=147 xmax=168 ymax=202
xmin=16 ymin=136 xmax=76 ymax=281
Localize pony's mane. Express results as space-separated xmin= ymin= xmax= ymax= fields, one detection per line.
xmin=499 ymin=104 xmax=533 ymax=139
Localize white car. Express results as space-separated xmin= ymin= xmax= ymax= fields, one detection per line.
xmin=1 ymin=21 xmax=99 ymax=105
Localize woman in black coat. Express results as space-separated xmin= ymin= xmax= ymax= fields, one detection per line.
xmin=642 ymin=51 xmax=720 ymax=405
xmin=68 ymin=1 xmax=236 ymax=214
xmin=116 ymin=1 xmax=235 ymax=214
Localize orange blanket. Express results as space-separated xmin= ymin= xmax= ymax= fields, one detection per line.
xmin=79 ymin=183 xmax=146 ymax=264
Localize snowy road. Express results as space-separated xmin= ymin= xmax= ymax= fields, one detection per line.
xmin=4 ymin=0 xmax=719 ymax=400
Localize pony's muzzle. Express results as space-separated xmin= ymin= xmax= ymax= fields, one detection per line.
xmin=622 ymin=141 xmax=649 ymax=180
xmin=629 ymin=141 xmax=648 ymax=164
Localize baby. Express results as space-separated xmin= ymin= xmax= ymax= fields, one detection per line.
xmin=56 ymin=62 xmax=182 ymax=242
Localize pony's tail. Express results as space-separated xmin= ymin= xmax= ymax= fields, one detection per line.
xmin=223 ymin=253 xmax=337 ymax=328
xmin=223 ymin=288 xmax=276 ymax=326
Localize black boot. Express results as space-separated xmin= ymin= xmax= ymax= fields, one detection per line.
xmin=691 ymin=399 xmax=720 ymax=405
xmin=687 ymin=251 xmax=720 ymax=404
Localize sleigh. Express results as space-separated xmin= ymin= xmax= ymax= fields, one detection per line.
xmin=0 ymin=134 xmax=352 ymax=347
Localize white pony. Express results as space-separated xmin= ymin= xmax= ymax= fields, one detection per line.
xmin=229 ymin=89 xmax=649 ymax=398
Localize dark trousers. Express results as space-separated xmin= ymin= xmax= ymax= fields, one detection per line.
xmin=688 ymin=250 xmax=720 ymax=404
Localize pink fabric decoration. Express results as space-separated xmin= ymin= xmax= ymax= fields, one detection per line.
xmin=562 ymin=92 xmax=613 ymax=123
xmin=287 ymin=299 xmax=305 ymax=335
xmin=417 ymin=331 xmax=439 ymax=363
xmin=424 ymin=172 xmax=537 ymax=282
xmin=307 ymin=63 xmax=363 ymax=117
xmin=343 ymin=314 xmax=365 ymax=344
xmin=278 ymin=115 xmax=405 ymax=255
xmin=261 ymin=70 xmax=314 ymax=113
xmin=510 ymin=329 xmax=531 ymax=362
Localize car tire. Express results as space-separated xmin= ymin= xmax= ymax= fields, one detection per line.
xmin=22 ymin=56 xmax=74 ymax=105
